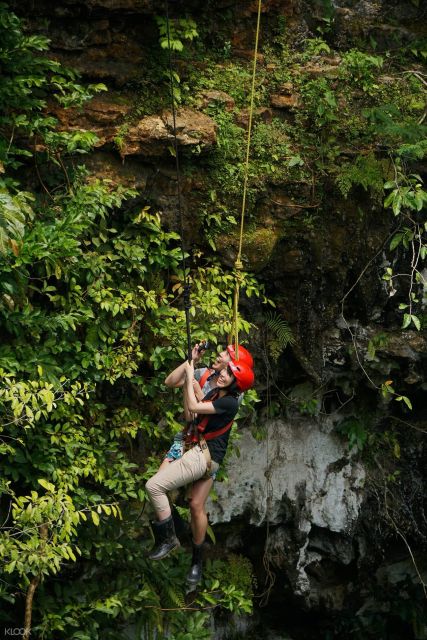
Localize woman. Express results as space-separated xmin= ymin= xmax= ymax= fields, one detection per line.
xmin=146 ymin=358 xmax=254 ymax=586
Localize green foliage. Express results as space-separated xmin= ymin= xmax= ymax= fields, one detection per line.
xmin=264 ymin=311 xmax=295 ymax=362
xmin=336 ymin=416 xmax=368 ymax=452
xmin=384 ymin=170 xmax=427 ymax=217
xmin=288 ymin=382 xmax=321 ymax=417
xmin=301 ymin=37 xmax=331 ymax=60
xmin=1 ymin=3 xmax=425 ymax=634
xmin=366 ymin=332 xmax=388 ymax=362
xmin=0 ymin=6 xmax=259 ymax=636
xmin=192 ymin=61 xmax=253 ymax=107
xmin=336 ymin=153 xmax=385 ymax=200
xmin=380 ymin=380 xmax=413 ymax=411
xmin=363 ymin=104 xmax=426 ymax=145
xmin=0 ymin=190 xmax=33 ymax=254
xmin=156 ymin=16 xmax=199 ymax=52
xmin=299 ymin=77 xmax=339 ymax=129
xmin=198 ymin=554 xmax=254 ymax=614
xmin=339 ymin=50 xmax=384 ymax=94
xmin=155 ymin=16 xmax=199 ymax=106
xmin=382 ymin=161 xmax=427 ymax=333
xmin=0 ymin=4 xmax=105 ymax=174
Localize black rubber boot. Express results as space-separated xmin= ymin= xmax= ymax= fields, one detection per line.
xmin=171 ymin=504 xmax=191 ymax=543
xmin=148 ymin=515 xmax=180 ymax=561
xmin=186 ymin=540 xmax=204 ymax=588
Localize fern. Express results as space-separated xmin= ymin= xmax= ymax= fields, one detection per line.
xmin=265 ymin=311 xmax=294 ymax=346
xmin=147 ymin=564 xmax=186 ymax=610
xmin=264 ymin=311 xmax=294 ymax=362
xmin=396 ymin=139 xmax=427 ymax=160
xmin=363 ymin=104 xmax=426 ymax=143
xmin=336 ymin=153 xmax=385 ymax=199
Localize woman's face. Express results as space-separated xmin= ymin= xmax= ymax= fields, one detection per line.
xmin=212 ymin=349 xmax=231 ymax=371
xmin=217 ymin=366 xmax=235 ymax=388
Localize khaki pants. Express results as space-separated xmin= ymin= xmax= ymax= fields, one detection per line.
xmin=146 ymin=445 xmax=208 ymax=514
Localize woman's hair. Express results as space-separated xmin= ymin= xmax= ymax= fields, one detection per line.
xmin=226 ymin=381 xmax=240 ymax=397
xmin=225 ymin=367 xmax=240 ymax=397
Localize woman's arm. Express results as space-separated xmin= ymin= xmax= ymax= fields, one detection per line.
xmin=164 ymin=344 xmax=203 ymax=387
xmin=193 ymin=378 xmax=204 ymax=401
xmin=184 ymin=361 xmax=217 ymax=414
xmin=182 ymin=384 xmax=193 ymax=422
xmin=164 ymin=361 xmax=186 ymax=388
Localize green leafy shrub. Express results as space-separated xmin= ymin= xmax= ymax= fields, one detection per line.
xmin=0 ymin=6 xmax=264 ymax=636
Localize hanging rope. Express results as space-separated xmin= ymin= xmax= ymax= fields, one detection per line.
xmin=230 ymin=0 xmax=262 ymax=358
xmin=165 ymin=0 xmax=192 ymax=362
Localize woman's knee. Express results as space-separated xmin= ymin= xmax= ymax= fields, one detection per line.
xmin=145 ymin=476 xmax=157 ymax=498
xmin=189 ymin=496 xmax=206 ymax=515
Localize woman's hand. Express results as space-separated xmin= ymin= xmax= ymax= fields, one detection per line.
xmin=184 ymin=359 xmax=194 ymax=382
xmin=191 ymin=344 xmax=201 ymax=362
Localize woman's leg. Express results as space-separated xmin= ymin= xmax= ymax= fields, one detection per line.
xmin=186 ymin=477 xmax=213 ymax=586
xmin=188 ymin=477 xmax=214 ymax=545
xmin=146 ymin=447 xmax=207 ymax=522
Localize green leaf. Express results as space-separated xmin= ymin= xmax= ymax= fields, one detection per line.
xmin=38 ymin=478 xmax=55 ymax=492
xmin=402 ymin=313 xmax=411 ymax=329
xmin=411 ymin=315 xmax=421 ymax=331
xmin=402 ymin=395 xmax=412 ymax=409
xmin=389 ymin=233 xmax=403 ymax=251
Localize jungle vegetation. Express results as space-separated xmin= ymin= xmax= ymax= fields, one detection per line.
xmin=0 ymin=1 xmax=426 ymax=638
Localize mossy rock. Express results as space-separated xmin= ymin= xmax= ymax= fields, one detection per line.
xmin=242 ymin=226 xmax=282 ymax=272
xmin=216 ymin=225 xmax=281 ymax=272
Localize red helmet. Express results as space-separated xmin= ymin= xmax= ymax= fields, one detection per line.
xmin=226 ymin=344 xmax=254 ymax=369
xmin=228 ymin=360 xmax=255 ymax=392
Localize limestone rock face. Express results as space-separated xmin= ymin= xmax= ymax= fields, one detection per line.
xmin=197 ymin=90 xmax=236 ymax=112
xmin=208 ymin=418 xmax=364 ymax=528
xmin=120 ymin=109 xmax=218 ymax=157
xmin=50 ymin=100 xmax=217 ymax=157
xmin=50 ymin=95 xmax=131 ymax=147
xmin=208 ymin=417 xmax=365 ymax=608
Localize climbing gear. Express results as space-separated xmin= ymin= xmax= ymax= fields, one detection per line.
xmin=196 ymin=417 xmax=233 ymax=442
xmin=198 ymin=436 xmax=212 ymax=476
xmin=183 ymin=432 xmax=215 ymax=477
xmin=148 ymin=515 xmax=180 ymax=561
xmin=166 ymin=0 xmax=262 ymax=367
xmin=228 ymin=360 xmax=255 ymax=392
xmin=183 ymin=387 xmax=234 ymax=479
xmin=198 ymin=367 xmax=215 ymax=391
xmin=185 ymin=389 xmax=234 ymax=447
xmin=165 ymin=0 xmax=192 ymax=362
xmin=230 ymin=0 xmax=262 ymax=359
xmin=186 ymin=540 xmax=205 ymax=587
xmin=227 ymin=344 xmax=254 ymax=368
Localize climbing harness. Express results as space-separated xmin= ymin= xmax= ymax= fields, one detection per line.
xmin=183 ymin=389 xmax=234 ymax=479
xmin=198 ymin=367 xmax=215 ymax=390
xmin=230 ymin=0 xmax=263 ymax=360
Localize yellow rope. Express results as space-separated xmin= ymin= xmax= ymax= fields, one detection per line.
xmin=231 ymin=0 xmax=262 ymax=357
